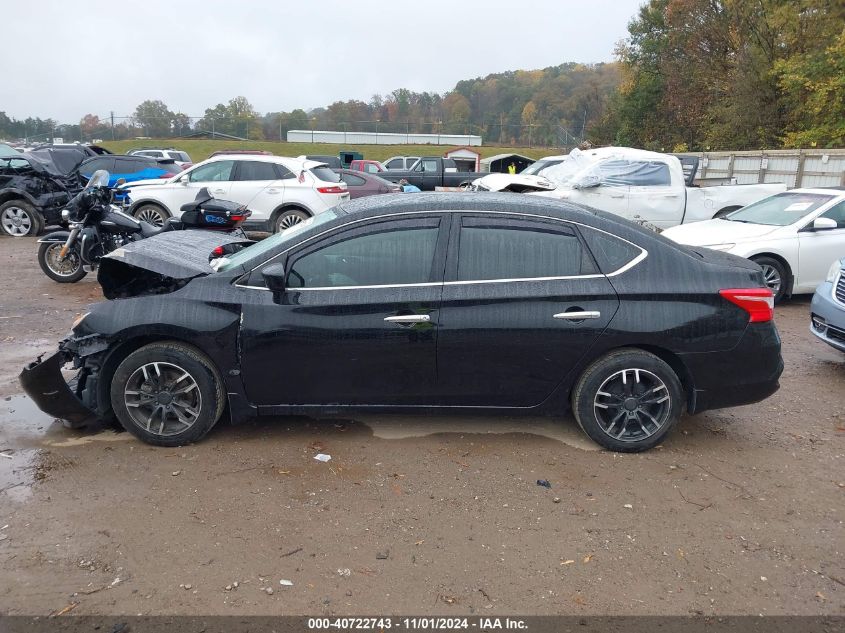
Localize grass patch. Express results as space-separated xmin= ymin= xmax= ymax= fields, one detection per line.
xmin=99 ymin=139 xmax=558 ymax=164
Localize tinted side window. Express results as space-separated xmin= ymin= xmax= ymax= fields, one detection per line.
xmin=580 ymin=227 xmax=643 ymax=273
xmin=188 ymin=160 xmax=234 ymax=182
xmin=340 ymin=173 xmax=366 ymax=186
xmin=457 ymin=218 xmax=589 ymax=281
xmin=421 ymin=159 xmax=438 ymax=173
xmin=385 ymin=159 xmax=402 ymax=169
xmin=820 ymin=201 xmax=845 ymax=228
xmin=237 ymin=161 xmax=280 ymax=181
xmin=114 ymin=157 xmax=146 ymax=173
xmin=80 ymin=157 xmax=112 ymax=174
xmin=288 ymin=223 xmax=440 ymax=288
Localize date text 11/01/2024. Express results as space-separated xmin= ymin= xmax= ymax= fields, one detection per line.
xmin=307 ymin=617 xmax=528 ymax=630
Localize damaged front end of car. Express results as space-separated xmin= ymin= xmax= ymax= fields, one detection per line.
xmin=19 ymin=331 xmax=112 ymax=428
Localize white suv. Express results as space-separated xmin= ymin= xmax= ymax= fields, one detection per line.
xmin=128 ymin=148 xmax=193 ymax=169
xmin=122 ymin=155 xmax=350 ymax=232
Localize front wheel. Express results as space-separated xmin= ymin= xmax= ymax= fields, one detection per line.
xmin=0 ymin=200 xmax=43 ymax=237
xmin=571 ymin=349 xmax=684 ymax=452
xmin=751 ymin=256 xmax=787 ymax=304
xmin=133 ymin=204 xmax=169 ymax=227
xmin=110 ymin=342 xmax=225 ymax=447
xmin=38 ymin=241 xmax=87 ymax=283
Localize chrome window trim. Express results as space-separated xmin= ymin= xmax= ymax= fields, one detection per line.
xmin=234 ymin=209 xmax=648 ymax=292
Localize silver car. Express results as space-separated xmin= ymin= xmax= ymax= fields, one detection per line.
xmin=810 ymin=258 xmax=845 ymax=352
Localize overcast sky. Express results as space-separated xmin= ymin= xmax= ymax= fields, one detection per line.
xmin=1 ymin=0 xmax=643 ymax=123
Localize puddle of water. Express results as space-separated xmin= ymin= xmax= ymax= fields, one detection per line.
xmin=0 ymin=394 xmax=128 ymax=449
xmin=349 ymin=414 xmax=599 ymax=451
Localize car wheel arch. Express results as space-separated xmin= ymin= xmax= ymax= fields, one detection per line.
xmin=568 ymin=344 xmax=696 ymax=414
xmin=272 ymin=204 xmax=312 ymax=220
xmin=748 ymin=252 xmax=794 ymax=296
xmin=128 ymin=199 xmax=172 ymax=217
xmin=0 ymin=189 xmax=40 ymax=208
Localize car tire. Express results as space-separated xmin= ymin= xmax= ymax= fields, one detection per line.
xmin=571 ymin=349 xmax=684 ymax=453
xmin=110 ymin=342 xmax=225 ymax=447
xmin=133 ymin=204 xmax=170 ymax=228
xmin=0 ymin=200 xmax=44 ymax=237
xmin=274 ymin=208 xmax=309 ymax=232
xmin=750 ymin=256 xmax=788 ymax=304
xmin=37 ymin=241 xmax=87 ymax=283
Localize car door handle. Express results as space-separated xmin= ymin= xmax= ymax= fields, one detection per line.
xmin=210 ymin=188 xmax=226 ymax=194
xmin=384 ymin=315 xmax=431 ymax=324
xmin=553 ymin=311 xmax=601 ymax=320
xmin=267 ymin=188 xmax=281 ymax=194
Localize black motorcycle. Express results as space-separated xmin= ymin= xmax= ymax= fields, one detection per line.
xmin=37 ymin=170 xmax=252 ymax=283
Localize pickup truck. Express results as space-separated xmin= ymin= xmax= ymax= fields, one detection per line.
xmin=377 ymin=157 xmax=485 ymax=191
xmin=529 ymin=147 xmax=787 ymax=229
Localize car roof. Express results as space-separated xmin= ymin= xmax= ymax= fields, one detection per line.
xmin=785 ymin=187 xmax=845 ymax=195
xmin=201 ymin=154 xmax=325 ymax=169
xmin=333 ymin=191 xmax=601 ymax=223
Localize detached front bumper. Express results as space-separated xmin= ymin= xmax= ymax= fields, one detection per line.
xmin=19 ymin=350 xmax=97 ymax=426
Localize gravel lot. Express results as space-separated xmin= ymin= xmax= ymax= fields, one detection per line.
xmin=0 ymin=235 xmax=843 ymax=616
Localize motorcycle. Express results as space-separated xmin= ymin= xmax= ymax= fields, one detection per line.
xmin=37 ymin=170 xmax=252 ymax=283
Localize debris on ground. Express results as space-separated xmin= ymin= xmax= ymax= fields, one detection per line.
xmin=553 ymin=497 xmax=562 ymax=503
xmin=376 ymin=550 xmax=390 ymax=560
xmin=536 ymin=479 xmax=551 ymax=488
xmin=264 ymin=587 xmax=274 ymax=595
xmin=337 ymin=568 xmax=351 ymax=577
xmin=623 ymin=504 xmax=633 ymax=509
xmin=279 ymin=579 xmax=294 ymax=586
xmin=171 ymin=471 xmax=181 ymax=476
xmin=313 ymin=454 xmax=332 ymax=462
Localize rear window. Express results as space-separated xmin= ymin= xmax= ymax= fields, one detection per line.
xmin=310 ymin=166 xmax=341 ymax=183
xmin=580 ymin=228 xmax=643 ymax=273
xmin=172 ymin=152 xmax=190 ymax=162
xmin=161 ymin=162 xmax=183 ymax=174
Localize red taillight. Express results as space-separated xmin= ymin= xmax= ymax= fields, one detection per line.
xmin=719 ymin=288 xmax=774 ymax=323
xmin=211 ymin=246 xmax=225 ymax=258
xmin=229 ymin=215 xmax=245 ymax=222
xmin=317 ymin=186 xmax=346 ymax=194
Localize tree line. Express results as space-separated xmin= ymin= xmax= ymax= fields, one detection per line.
xmin=1 ymin=1 xmax=841 ymax=150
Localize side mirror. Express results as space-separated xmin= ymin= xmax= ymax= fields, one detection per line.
xmin=179 ymin=177 xmax=189 ymax=186
xmin=572 ymin=175 xmax=602 ymax=190
xmin=261 ymin=262 xmax=287 ymax=295
xmin=115 ymin=177 xmax=127 ymax=187
xmin=812 ymin=217 xmax=837 ymax=231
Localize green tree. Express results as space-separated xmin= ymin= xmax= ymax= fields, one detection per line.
xmin=132 ymin=100 xmax=174 ymax=137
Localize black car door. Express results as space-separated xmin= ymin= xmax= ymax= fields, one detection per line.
xmin=435 ymin=214 xmax=620 ymax=407
xmin=239 ymin=214 xmax=450 ymax=408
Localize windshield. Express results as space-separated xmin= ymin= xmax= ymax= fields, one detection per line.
xmin=726 ymin=192 xmax=834 ymax=226
xmin=521 ymin=159 xmax=564 ymax=175
xmin=87 ymin=170 xmax=109 ymax=188
xmin=218 ymin=209 xmax=342 ymax=272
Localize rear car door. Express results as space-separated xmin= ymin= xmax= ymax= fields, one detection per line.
xmin=228 ymin=160 xmax=287 ymax=221
xmin=436 ymin=214 xmax=620 ymax=407
xmin=239 ymin=214 xmax=450 ymax=407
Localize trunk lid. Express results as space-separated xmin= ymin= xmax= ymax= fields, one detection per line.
xmin=97 ymin=230 xmax=252 ymax=299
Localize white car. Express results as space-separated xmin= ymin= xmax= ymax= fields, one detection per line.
xmin=471 ymin=154 xmax=567 ymax=193
xmin=122 ymin=155 xmax=349 ymax=232
xmin=128 ymin=148 xmax=193 ymax=169
xmin=663 ymin=188 xmax=845 ymax=302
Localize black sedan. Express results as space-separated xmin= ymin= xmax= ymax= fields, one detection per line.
xmin=20 ymin=193 xmax=783 ymax=452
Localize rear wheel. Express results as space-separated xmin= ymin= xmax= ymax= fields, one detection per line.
xmin=133 ymin=204 xmax=169 ymax=227
xmin=274 ymin=208 xmax=309 ymax=232
xmin=110 ymin=342 xmax=225 ymax=447
xmin=0 ymin=200 xmax=43 ymax=237
xmin=38 ymin=242 xmax=87 ymax=283
xmin=751 ymin=255 xmax=787 ymax=304
xmin=571 ymin=349 xmax=684 ymax=452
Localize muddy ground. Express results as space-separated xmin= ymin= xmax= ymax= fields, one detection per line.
xmin=0 ymin=235 xmax=843 ymax=617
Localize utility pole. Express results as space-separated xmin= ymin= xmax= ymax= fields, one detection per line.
xmin=110 ymin=111 xmax=115 ymax=140
xmin=499 ymin=112 xmax=505 ymax=144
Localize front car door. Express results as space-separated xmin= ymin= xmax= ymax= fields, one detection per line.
xmin=436 ymin=214 xmax=620 ymax=407
xmin=161 ymin=160 xmax=236 ymax=217
xmin=624 ymin=159 xmax=685 ymax=228
xmin=238 ymin=214 xmax=450 ymax=408
xmin=796 ymin=200 xmax=845 ymax=291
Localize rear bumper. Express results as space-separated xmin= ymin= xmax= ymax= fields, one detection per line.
xmin=682 ymin=322 xmax=783 ymax=413
xmin=810 ymin=282 xmax=845 ymax=352
xmin=18 ymin=351 xmax=97 ymax=425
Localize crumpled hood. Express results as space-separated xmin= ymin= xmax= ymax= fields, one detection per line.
xmin=662 ymin=218 xmax=781 ymax=246
xmin=97 ymin=230 xmax=252 ymax=299
xmin=472 ymin=173 xmax=556 ymax=193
